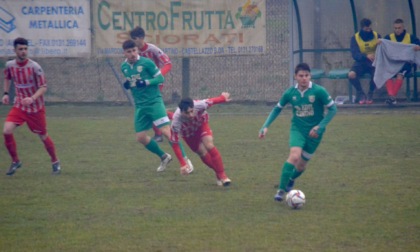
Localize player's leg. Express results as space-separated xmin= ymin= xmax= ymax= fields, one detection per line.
xmin=200 ymin=123 xmax=230 ymax=186
xmin=151 ymin=84 xmax=166 ymax=142
xmin=3 ymin=107 xmax=24 ymax=175
xmin=153 ymin=104 xmax=193 ymax=172
xmin=385 ymin=78 xmax=395 ymax=104
xmin=288 ymin=134 xmax=323 ymax=191
xmin=348 ymin=63 xmax=366 ymax=104
xmin=27 ymin=108 xmax=61 ymax=175
xmin=135 ymin=107 xmax=172 ymax=171
xmin=367 ymin=66 xmax=377 ymax=104
xmin=275 ymin=127 xmax=305 ymax=201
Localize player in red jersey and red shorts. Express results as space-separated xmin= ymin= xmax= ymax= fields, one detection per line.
xmin=2 ymin=37 xmax=61 ymax=176
xmin=170 ymin=92 xmax=232 ymax=186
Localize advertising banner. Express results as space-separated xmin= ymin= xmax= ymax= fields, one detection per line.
xmin=0 ymin=0 xmax=91 ymax=57
xmin=93 ymin=0 xmax=266 ymax=57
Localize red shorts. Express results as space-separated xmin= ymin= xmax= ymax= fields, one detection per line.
xmin=183 ymin=122 xmax=213 ymax=152
xmin=6 ymin=107 xmax=47 ymax=135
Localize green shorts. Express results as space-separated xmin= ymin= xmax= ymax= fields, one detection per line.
xmin=134 ymin=101 xmax=170 ymax=132
xmin=289 ymin=124 xmax=323 ymax=161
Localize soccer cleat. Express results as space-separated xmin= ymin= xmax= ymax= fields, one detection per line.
xmin=358 ymin=93 xmax=366 ymax=105
xmin=157 ymin=153 xmax=172 ymax=172
xmin=6 ymin=161 xmax=22 ymax=176
xmin=286 ymin=179 xmax=295 ymax=192
xmin=52 ymin=161 xmax=61 ymax=175
xmin=274 ymin=189 xmax=285 ymax=201
xmin=366 ymin=92 xmax=374 ymax=104
xmin=152 ymin=134 xmax=163 ymax=143
xmin=216 ymin=177 xmax=231 ymax=187
xmin=185 ymin=158 xmax=194 ymax=174
xmin=385 ymin=97 xmax=397 ymax=105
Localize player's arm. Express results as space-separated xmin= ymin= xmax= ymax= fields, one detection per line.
xmin=2 ymin=75 xmax=11 ymax=105
xmin=156 ymin=49 xmax=172 ymax=76
xmin=22 ymin=65 xmax=47 ymax=106
xmin=350 ymin=36 xmax=367 ymax=62
xmin=259 ymin=103 xmax=282 ymax=139
xmin=142 ymin=60 xmax=164 ymax=86
xmin=313 ymin=90 xmax=337 ymax=136
xmin=205 ymin=92 xmax=231 ymax=107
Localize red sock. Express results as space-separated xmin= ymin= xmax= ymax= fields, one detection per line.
xmin=153 ymin=125 xmax=162 ymax=136
xmin=200 ymin=152 xmax=215 ymax=169
xmin=167 ymin=110 xmax=174 ymax=120
xmin=385 ymin=79 xmax=394 ymax=96
xmin=4 ymin=134 xmax=19 ymax=162
xmin=42 ymin=136 xmax=58 ymax=163
xmin=208 ymin=147 xmax=227 ymax=180
xmin=393 ymin=79 xmax=403 ymax=97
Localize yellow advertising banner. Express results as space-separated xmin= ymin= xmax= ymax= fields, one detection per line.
xmin=93 ymin=0 xmax=266 ymax=57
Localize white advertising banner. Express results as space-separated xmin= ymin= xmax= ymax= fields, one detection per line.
xmin=0 ymin=0 xmax=91 ymax=57
xmin=93 ymin=0 xmax=266 ymax=57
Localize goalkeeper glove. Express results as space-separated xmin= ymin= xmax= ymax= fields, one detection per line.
xmin=123 ymin=80 xmax=131 ymax=90
xmin=135 ymin=79 xmax=147 ymax=88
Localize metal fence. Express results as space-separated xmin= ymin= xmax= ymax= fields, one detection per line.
xmin=2 ymin=0 xmax=419 ymax=104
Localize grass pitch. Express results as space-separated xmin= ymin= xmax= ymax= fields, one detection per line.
xmin=0 ymin=104 xmax=419 ymax=252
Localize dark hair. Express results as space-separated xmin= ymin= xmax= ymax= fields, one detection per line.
xmin=130 ymin=26 xmax=145 ymax=39
xmin=14 ymin=37 xmax=28 ymax=48
xmin=122 ymin=39 xmax=137 ymax=50
xmin=294 ymin=63 xmax=311 ymax=74
xmin=178 ymin=97 xmax=194 ymax=112
xmin=360 ymin=18 xmax=372 ymax=28
xmin=394 ymin=18 xmax=404 ymax=24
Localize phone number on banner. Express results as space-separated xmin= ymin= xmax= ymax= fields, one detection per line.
xmin=163 ymin=46 xmax=264 ymax=56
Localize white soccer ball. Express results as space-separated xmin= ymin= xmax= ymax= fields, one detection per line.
xmin=286 ymin=189 xmax=306 ymax=209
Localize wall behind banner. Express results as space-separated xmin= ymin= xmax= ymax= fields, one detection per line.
xmin=0 ymin=0 xmax=289 ymax=104
xmin=1 ymin=0 xmax=420 ymax=104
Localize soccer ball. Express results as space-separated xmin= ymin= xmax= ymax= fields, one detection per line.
xmin=286 ymin=189 xmax=306 ymax=209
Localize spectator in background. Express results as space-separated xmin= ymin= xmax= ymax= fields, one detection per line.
xmin=2 ymin=37 xmax=61 ymax=176
xmin=348 ymin=18 xmax=381 ymax=104
xmin=383 ymin=18 xmax=420 ymax=105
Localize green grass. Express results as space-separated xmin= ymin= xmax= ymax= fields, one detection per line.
xmin=0 ymin=104 xmax=419 ymax=252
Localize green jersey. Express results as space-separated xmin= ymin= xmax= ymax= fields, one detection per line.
xmin=279 ymin=82 xmax=334 ymax=132
xmin=121 ymin=56 xmax=164 ymax=107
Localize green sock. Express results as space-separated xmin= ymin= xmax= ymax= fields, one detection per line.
xmin=290 ymin=168 xmax=304 ymax=180
xmin=169 ymin=141 xmax=188 ymax=158
xmin=145 ymin=139 xmax=165 ymax=158
xmin=279 ymin=162 xmax=295 ymax=191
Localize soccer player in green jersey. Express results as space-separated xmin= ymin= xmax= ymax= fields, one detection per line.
xmin=120 ymin=39 xmax=174 ymax=172
xmin=259 ymin=63 xmax=337 ymax=202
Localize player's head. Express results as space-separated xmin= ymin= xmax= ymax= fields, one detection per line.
xmin=178 ymin=98 xmax=195 ymax=119
xmin=393 ymin=18 xmax=405 ymax=36
xmin=130 ymin=26 xmax=146 ymax=49
xmin=360 ymin=18 xmax=372 ymax=32
xmin=122 ymin=39 xmax=139 ymax=64
xmin=13 ymin=37 xmax=29 ymax=61
xmin=294 ymin=63 xmax=311 ymax=87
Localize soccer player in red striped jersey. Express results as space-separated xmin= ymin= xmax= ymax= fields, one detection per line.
xmin=130 ymin=27 xmax=172 ymax=143
xmin=170 ymin=92 xmax=232 ymax=187
xmin=2 ymin=37 xmax=61 ymax=176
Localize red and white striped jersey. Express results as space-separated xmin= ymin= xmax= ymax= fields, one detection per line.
xmin=170 ymin=99 xmax=211 ymax=142
xmin=4 ymin=59 xmax=46 ymax=113
xmin=170 ymin=95 xmax=227 ymax=143
xmin=139 ymin=43 xmax=171 ymax=75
